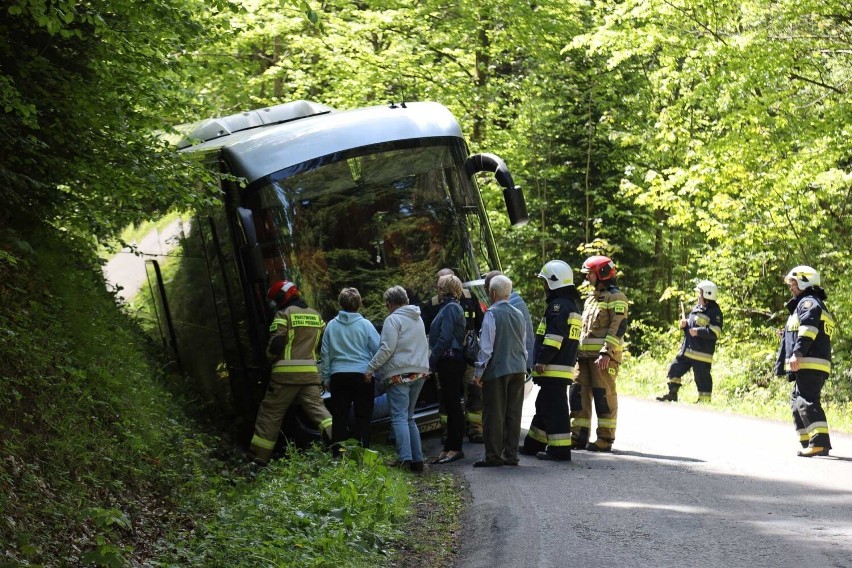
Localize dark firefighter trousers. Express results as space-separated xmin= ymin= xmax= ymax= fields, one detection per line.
xmin=521 ymin=376 xmax=572 ymax=459
xmin=790 ymin=371 xmax=832 ymax=450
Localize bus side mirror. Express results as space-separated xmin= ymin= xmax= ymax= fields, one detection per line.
xmin=236 ymin=207 xmax=259 ymax=247
xmin=464 ymin=153 xmax=529 ymax=227
xmin=240 ymin=245 xmax=266 ymax=283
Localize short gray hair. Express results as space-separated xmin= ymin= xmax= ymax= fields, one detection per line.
xmin=488 ymin=274 xmax=512 ymax=300
xmin=383 ymin=285 xmax=409 ymax=307
xmin=338 ymin=287 xmax=362 ymax=312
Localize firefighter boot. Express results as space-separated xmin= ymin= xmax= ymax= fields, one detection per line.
xmin=797 ymin=446 xmax=830 ymax=458
xmin=656 ymin=382 xmax=680 ymax=402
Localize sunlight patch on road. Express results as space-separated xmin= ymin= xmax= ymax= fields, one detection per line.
xmin=599 ymin=501 xmax=711 ymax=515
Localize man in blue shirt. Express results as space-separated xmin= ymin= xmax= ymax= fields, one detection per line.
xmin=472 ymin=274 xmax=529 ymax=467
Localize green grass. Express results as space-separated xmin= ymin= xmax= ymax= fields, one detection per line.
xmin=621 ymin=339 xmax=852 ymax=434
xmin=159 ymin=443 xmax=464 ymax=568
xmin=1 ymin=228 xmax=221 ymax=566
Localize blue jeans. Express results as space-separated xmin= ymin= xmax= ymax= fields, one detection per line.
xmin=387 ymin=378 xmax=425 ymax=462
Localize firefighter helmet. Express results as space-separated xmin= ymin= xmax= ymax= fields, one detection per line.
xmin=581 ymin=255 xmax=616 ymax=281
xmin=694 ymin=280 xmax=718 ymax=301
xmin=267 ymin=280 xmax=300 ymax=307
xmin=537 ymin=260 xmax=574 ymax=290
xmin=784 ymin=266 xmax=820 ymax=290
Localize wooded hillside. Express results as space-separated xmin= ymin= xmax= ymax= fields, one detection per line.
xmin=1 ymin=0 xmax=851 ymax=562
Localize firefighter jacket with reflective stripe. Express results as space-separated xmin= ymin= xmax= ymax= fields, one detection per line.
xmin=532 ymin=290 xmax=582 ymax=381
xmin=775 ymin=290 xmax=834 ymax=377
xmin=267 ymin=303 xmax=326 ymax=384
xmin=578 ymin=284 xmax=628 ymax=363
xmin=679 ymin=301 xmax=723 ymax=364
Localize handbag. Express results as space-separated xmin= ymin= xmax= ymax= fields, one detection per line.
xmin=463 ymin=328 xmax=480 ymax=366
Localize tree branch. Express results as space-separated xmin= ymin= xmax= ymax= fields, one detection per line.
xmin=789 ymin=72 xmax=845 ymax=94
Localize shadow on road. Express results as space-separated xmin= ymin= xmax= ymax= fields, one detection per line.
xmin=612 ymin=449 xmax=704 ymax=463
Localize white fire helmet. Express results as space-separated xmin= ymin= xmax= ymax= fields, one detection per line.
xmin=694 ymin=280 xmax=718 ymax=301
xmin=784 ymin=266 xmax=820 ymax=290
xmin=538 ymin=260 xmax=574 ymax=290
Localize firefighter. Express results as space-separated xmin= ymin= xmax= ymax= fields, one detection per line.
xmin=656 ymin=280 xmax=723 ymax=403
xmin=775 ymin=265 xmax=834 ymax=457
xmin=570 ymin=255 xmax=628 ymax=452
xmin=422 ymin=268 xmax=485 ymax=443
xmin=519 ymin=260 xmax=582 ymax=461
xmin=248 ymin=280 xmax=332 ymax=464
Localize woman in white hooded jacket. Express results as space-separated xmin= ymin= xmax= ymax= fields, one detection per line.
xmin=365 ymin=285 xmax=430 ymax=472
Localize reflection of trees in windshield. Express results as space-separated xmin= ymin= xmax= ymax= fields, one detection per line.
xmin=251 ymin=144 xmax=480 ymax=322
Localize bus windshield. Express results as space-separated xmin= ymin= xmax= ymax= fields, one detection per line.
xmin=246 ymin=138 xmax=498 ymax=322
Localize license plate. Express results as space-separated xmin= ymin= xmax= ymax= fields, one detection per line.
xmin=419 ymin=421 xmax=441 ymax=433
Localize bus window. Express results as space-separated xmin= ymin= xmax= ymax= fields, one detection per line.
xmin=246 ymin=140 xmax=498 ymax=324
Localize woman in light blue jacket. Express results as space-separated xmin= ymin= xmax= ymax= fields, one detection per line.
xmin=365 ymin=285 xmax=430 ymax=472
xmin=322 ymin=288 xmax=381 ymax=456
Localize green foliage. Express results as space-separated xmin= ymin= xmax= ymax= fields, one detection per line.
xmin=622 ymin=329 xmax=851 ymax=433
xmin=0 ymin=225 xmax=224 ymax=565
xmin=162 ymin=445 xmax=459 ymax=567
xmin=0 ymin=0 xmax=227 ymax=240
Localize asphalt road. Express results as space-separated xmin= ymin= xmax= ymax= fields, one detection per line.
xmin=101 ymin=218 xmax=187 ymax=302
xmin=423 ymin=387 xmax=852 ymax=568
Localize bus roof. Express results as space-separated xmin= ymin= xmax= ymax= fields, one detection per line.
xmin=179 ymin=102 xmax=465 ymax=184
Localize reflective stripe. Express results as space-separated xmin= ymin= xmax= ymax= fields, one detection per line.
xmin=318 ymin=417 xmax=333 ymax=431
xmin=270 ymin=317 xmax=288 ymax=331
xmin=597 ymin=418 xmax=617 ymax=428
xmin=532 ymin=364 xmax=575 ymax=379
xmin=273 ymin=360 xmax=319 ymax=373
xmin=274 ymin=359 xmax=318 ymax=366
xmin=806 ymin=421 xmax=828 ymax=434
xmin=285 ymin=328 xmax=295 ymax=360
xmin=572 ymin=418 xmax=592 ymax=428
xmin=528 ymin=425 xmax=548 ymax=444
xmin=786 ymin=357 xmax=831 ymax=373
xmin=548 ymin=433 xmax=572 ymax=447
xmin=684 ymin=348 xmax=713 ymax=363
xmin=466 ymin=411 xmax=482 ymax=425
xmin=440 ymin=414 xmax=448 ymax=425
xmin=581 ymin=337 xmax=606 ymax=346
xmin=543 ymin=333 xmax=564 ymax=349
xmin=709 ymin=325 xmax=722 ymax=338
xmin=604 ymin=334 xmax=622 ymax=348
xmin=798 ymin=325 xmax=819 ymax=340
xmin=251 ymin=434 xmax=275 ymax=450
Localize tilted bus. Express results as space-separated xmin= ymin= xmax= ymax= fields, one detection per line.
xmin=144 ymin=100 xmax=527 ymax=446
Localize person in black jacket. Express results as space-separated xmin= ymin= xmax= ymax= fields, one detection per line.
xmin=519 ymin=260 xmax=582 ymax=462
xmin=775 ymin=265 xmax=834 ymax=458
xmin=657 ymin=280 xmax=723 ymax=403
xmin=422 ymin=267 xmax=486 ymax=443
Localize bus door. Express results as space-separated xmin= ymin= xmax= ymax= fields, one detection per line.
xmin=196 ymin=208 xmax=261 ymax=425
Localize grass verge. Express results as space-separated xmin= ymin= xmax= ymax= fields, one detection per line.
xmin=158 ymin=443 xmax=466 ymax=567
xmin=621 ymin=340 xmax=852 ymax=434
